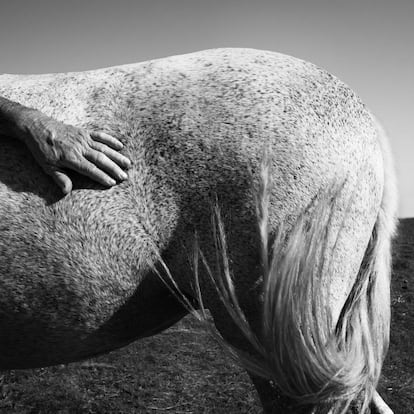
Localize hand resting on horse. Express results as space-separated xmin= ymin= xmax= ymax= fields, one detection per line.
xmin=0 ymin=96 xmax=131 ymax=194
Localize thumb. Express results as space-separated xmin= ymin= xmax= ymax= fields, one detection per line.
xmin=49 ymin=170 xmax=73 ymax=194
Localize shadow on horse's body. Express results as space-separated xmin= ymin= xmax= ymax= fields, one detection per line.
xmin=0 ymin=49 xmax=397 ymax=412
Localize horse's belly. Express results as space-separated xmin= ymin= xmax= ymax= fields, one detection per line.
xmin=0 ymin=254 xmax=185 ymax=369
xmin=0 ymin=208 xmax=185 ymax=369
xmin=0 ymin=141 xmax=185 ymax=369
xmin=0 ymin=233 xmax=132 ymax=369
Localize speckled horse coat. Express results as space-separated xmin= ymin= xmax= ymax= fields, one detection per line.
xmin=0 ymin=49 xmax=397 ymax=412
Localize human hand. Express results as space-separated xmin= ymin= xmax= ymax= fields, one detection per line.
xmin=23 ymin=116 xmax=131 ymax=194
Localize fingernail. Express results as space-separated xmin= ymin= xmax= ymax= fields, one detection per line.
xmin=120 ymin=171 xmax=128 ymax=180
xmin=109 ymin=179 xmax=116 ymax=186
xmin=62 ymin=185 xmax=71 ymax=194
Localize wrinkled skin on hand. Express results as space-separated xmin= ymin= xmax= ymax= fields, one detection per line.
xmin=24 ymin=115 xmax=131 ymax=194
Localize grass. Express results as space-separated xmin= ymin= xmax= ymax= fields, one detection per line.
xmin=0 ymin=219 xmax=413 ymax=413
xmin=378 ymin=218 xmax=414 ymax=414
xmin=0 ymin=317 xmax=261 ymax=413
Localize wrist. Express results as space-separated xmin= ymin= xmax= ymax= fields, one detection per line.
xmin=0 ymin=97 xmax=46 ymax=143
xmin=16 ymin=109 xmax=49 ymax=144
xmin=13 ymin=108 xmax=56 ymax=149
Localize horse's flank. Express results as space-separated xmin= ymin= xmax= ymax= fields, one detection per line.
xmin=0 ymin=49 xmax=397 ymax=412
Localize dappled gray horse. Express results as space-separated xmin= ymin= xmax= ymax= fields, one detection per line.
xmin=0 ymin=49 xmax=397 ymax=413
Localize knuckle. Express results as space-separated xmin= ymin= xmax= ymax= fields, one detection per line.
xmin=72 ymin=127 xmax=91 ymax=143
xmin=91 ymin=141 xmax=105 ymax=152
xmin=61 ymin=150 xmax=80 ymax=165
xmin=86 ymin=164 xmax=98 ymax=174
xmin=95 ymin=152 xmax=108 ymax=164
xmin=82 ymin=130 xmax=93 ymax=142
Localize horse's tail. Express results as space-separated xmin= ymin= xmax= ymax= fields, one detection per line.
xmin=195 ymin=125 xmax=398 ymax=413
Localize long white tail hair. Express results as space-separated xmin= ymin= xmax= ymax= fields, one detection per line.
xmin=154 ymin=124 xmax=397 ymax=413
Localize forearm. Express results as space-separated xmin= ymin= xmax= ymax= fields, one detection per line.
xmin=0 ymin=96 xmax=40 ymax=142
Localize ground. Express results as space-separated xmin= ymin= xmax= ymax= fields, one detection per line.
xmin=0 ymin=219 xmax=412 ymax=414
xmin=378 ymin=218 xmax=414 ymax=413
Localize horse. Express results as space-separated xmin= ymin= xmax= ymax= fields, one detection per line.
xmin=0 ymin=48 xmax=397 ymax=413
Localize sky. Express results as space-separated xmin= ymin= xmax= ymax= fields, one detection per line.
xmin=0 ymin=0 xmax=413 ymax=216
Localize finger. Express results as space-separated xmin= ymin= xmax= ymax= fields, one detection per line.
xmin=49 ymin=170 xmax=73 ymax=194
xmin=62 ymin=156 xmax=117 ymax=187
xmin=90 ymin=141 xmax=131 ymax=169
xmin=86 ymin=150 xmax=129 ymax=181
xmin=90 ymin=131 xmax=124 ymax=150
